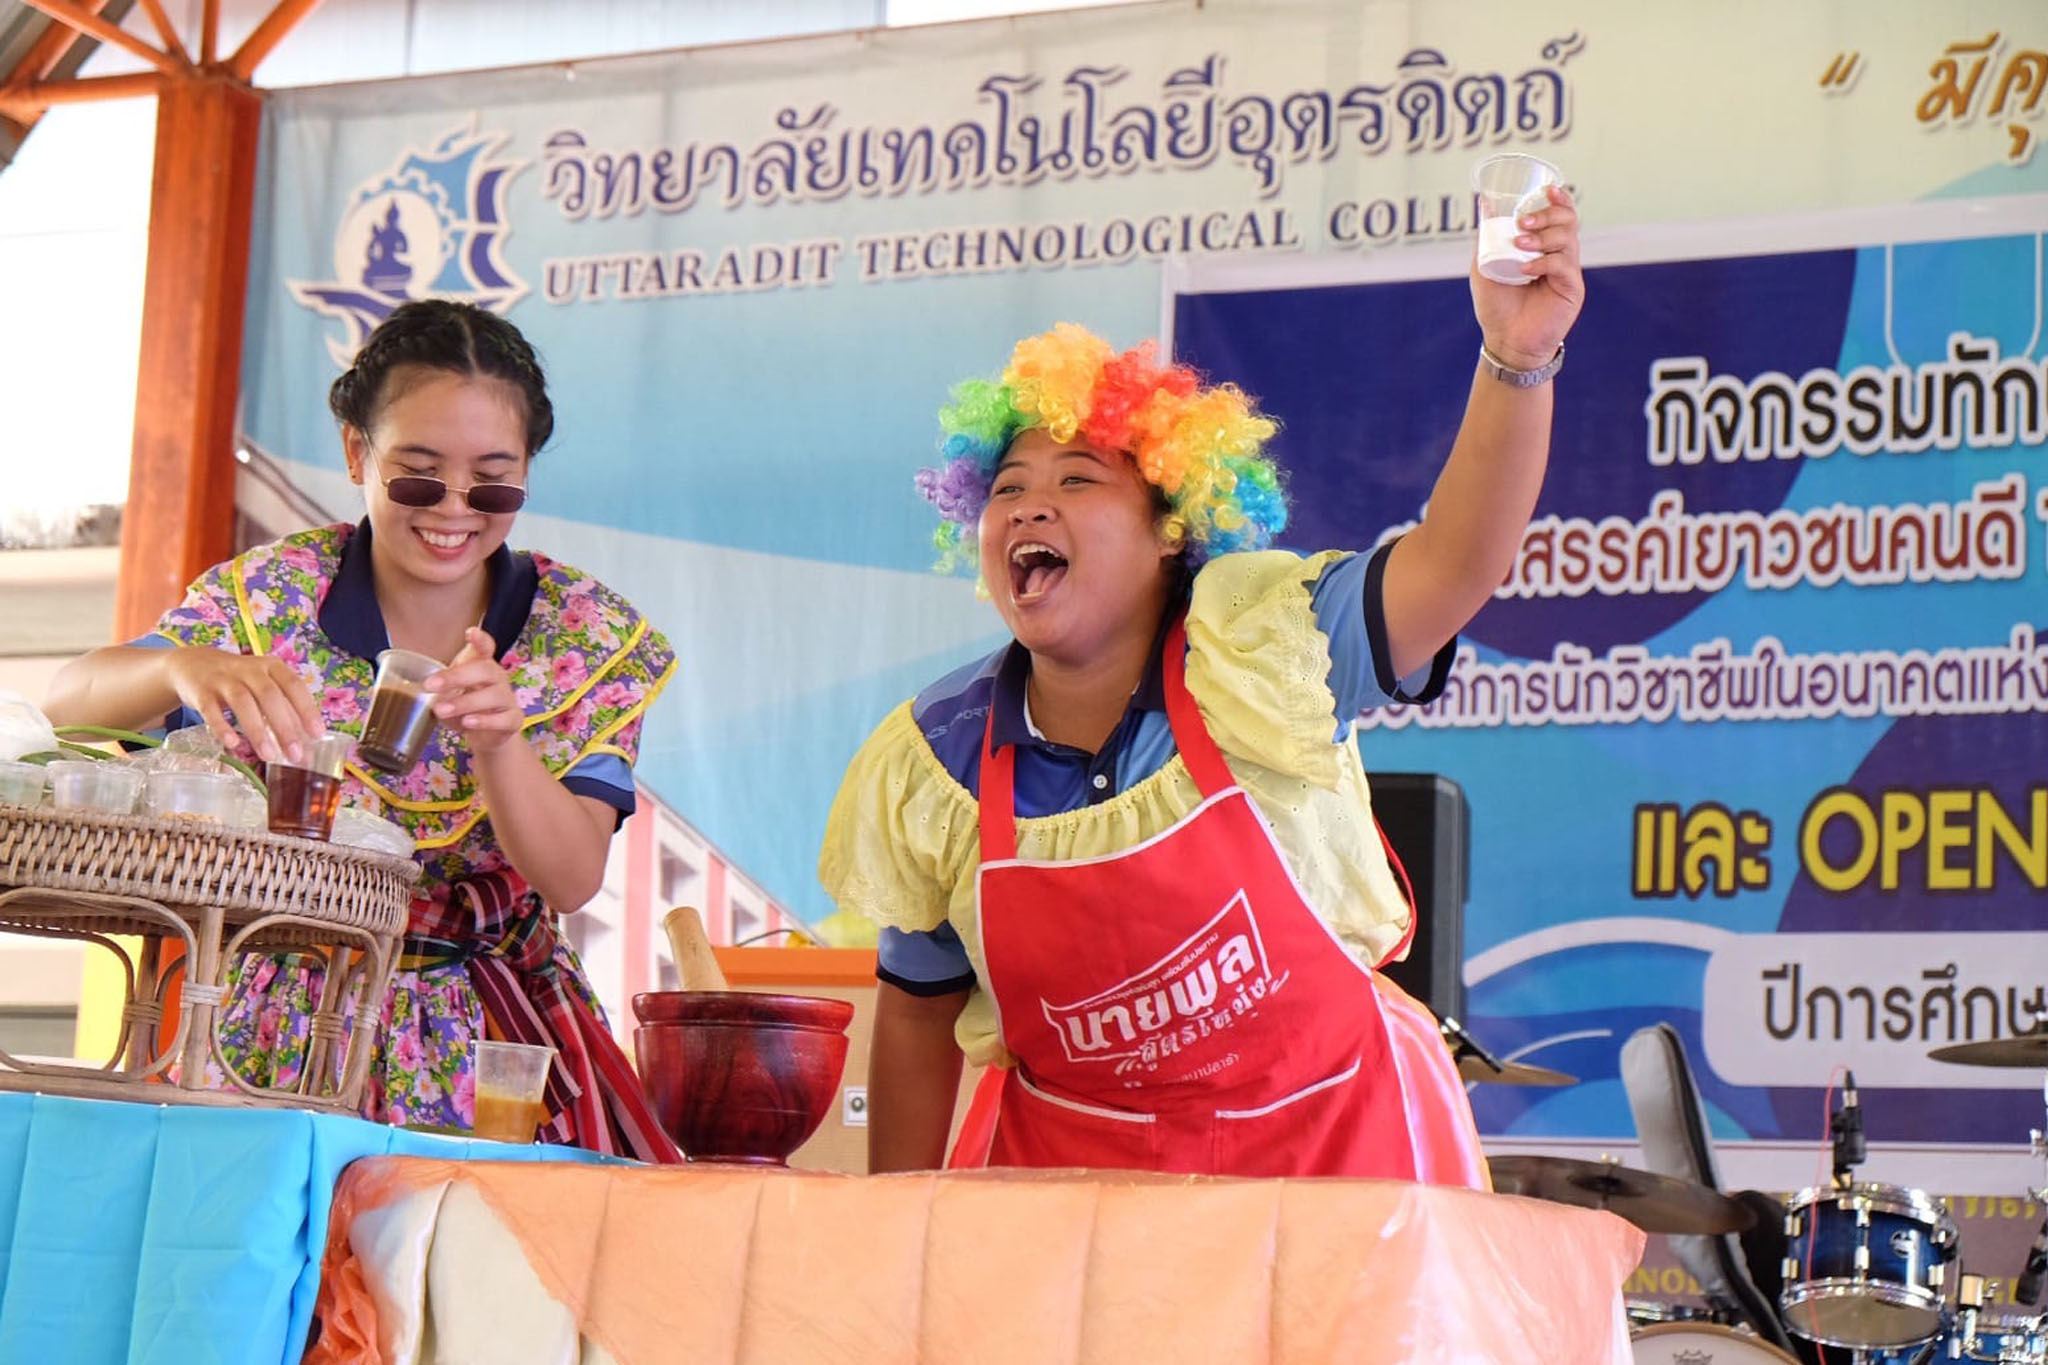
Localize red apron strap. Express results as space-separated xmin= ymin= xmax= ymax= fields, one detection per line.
xmin=1159 ymin=616 xmax=1236 ymax=798
xmin=946 ymin=1066 xmax=1007 ymax=1168
xmin=983 ymin=613 xmax=1227 ymax=858
xmin=978 ymin=713 xmax=1018 ymax=863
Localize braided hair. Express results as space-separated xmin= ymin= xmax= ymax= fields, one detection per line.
xmin=328 ymin=300 xmax=555 ymax=457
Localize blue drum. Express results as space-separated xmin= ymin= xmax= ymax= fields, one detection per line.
xmin=1862 ymin=1310 xmax=2046 ymax=1363
xmin=1781 ymin=1182 xmax=1959 ymax=1349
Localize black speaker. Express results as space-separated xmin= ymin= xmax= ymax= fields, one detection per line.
xmin=1366 ymin=772 xmax=1469 ymax=1021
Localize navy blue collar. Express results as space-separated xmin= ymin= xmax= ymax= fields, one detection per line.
xmin=318 ymin=519 xmax=536 ymax=663
xmin=987 ymin=602 xmax=1178 ymax=754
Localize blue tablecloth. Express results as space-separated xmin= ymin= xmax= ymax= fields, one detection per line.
xmin=0 ymin=1092 xmax=612 ymax=1365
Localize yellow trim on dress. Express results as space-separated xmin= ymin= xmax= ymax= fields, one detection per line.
xmin=231 ymin=559 xmax=273 ymax=655
xmin=518 ymin=617 xmax=653 ymax=730
xmin=405 ymin=654 xmax=678 ymax=851
xmin=332 ymin=607 xmax=654 ymax=813
xmin=221 ymin=542 xmax=676 ymax=847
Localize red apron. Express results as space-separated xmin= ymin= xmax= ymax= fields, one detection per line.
xmin=960 ymin=617 xmax=1480 ymax=1180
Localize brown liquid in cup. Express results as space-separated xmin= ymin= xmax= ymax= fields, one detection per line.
xmin=472 ymin=1088 xmax=550 ymax=1144
xmin=358 ymin=679 xmax=437 ymax=774
xmin=267 ymin=765 xmax=342 ymax=841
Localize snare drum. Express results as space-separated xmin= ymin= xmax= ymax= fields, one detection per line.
xmin=1781 ymin=1181 xmax=1959 ymax=1349
xmin=1631 ymin=1324 xmax=1798 ymax=1364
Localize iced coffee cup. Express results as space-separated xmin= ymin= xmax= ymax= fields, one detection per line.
xmin=473 ymin=1039 xmax=554 ymax=1143
xmin=266 ymin=732 xmax=353 ymax=841
xmin=1472 ymin=152 xmax=1562 ymax=286
xmin=357 ymin=648 xmax=441 ymax=775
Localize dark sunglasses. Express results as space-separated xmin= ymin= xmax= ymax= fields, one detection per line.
xmin=380 ymin=472 xmax=528 ymax=515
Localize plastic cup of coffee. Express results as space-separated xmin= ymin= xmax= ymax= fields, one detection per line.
xmin=358 ymin=648 xmax=442 ymax=775
xmin=1471 ymin=153 xmax=1562 ymax=286
xmin=473 ymin=1040 xmax=554 ymax=1143
xmin=265 ymin=732 xmax=353 ymax=841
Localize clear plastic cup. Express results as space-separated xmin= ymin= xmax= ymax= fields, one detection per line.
xmin=1472 ymin=153 xmax=1562 ymax=286
xmin=145 ymin=770 xmax=243 ymax=823
xmin=47 ymin=760 xmax=142 ymax=815
xmin=265 ymin=733 xmax=353 ymax=841
xmin=0 ymin=760 xmax=46 ymax=808
xmin=473 ymin=1039 xmax=554 ymax=1143
xmin=357 ymin=649 xmax=442 ymax=775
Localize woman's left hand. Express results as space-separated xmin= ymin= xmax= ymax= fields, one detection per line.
xmin=425 ymin=628 xmax=526 ymax=757
xmin=1471 ymin=184 xmax=1584 ymax=371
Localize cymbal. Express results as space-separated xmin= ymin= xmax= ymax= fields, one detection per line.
xmin=1489 ymin=1155 xmax=1756 ymax=1235
xmin=1456 ymin=1055 xmax=1578 ymax=1086
xmin=1929 ymin=1035 xmax=2048 ymax=1068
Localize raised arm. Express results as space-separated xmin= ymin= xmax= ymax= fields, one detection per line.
xmin=1381 ymin=185 xmax=1584 ymax=679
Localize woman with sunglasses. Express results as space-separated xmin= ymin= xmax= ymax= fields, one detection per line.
xmin=45 ymin=299 xmax=678 ymax=1159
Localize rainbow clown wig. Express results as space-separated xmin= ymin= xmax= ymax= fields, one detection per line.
xmin=914 ymin=323 xmax=1288 ymax=574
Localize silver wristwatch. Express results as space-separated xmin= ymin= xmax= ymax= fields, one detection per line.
xmin=1479 ymin=343 xmax=1565 ymax=388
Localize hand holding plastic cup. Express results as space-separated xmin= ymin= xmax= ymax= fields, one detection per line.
xmin=266 ymin=731 xmax=353 ymax=840
xmin=473 ymin=1039 xmax=554 ymax=1143
xmin=1472 ymin=153 xmax=1562 ymax=286
xmin=357 ymin=648 xmax=442 ymax=775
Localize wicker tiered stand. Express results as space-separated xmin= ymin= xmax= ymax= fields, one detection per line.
xmin=0 ymin=806 xmax=417 ymax=1112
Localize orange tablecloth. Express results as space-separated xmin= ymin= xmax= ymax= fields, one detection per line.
xmin=309 ymin=1158 xmax=1644 ymax=1364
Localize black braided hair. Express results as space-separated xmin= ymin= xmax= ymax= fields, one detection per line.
xmin=328 ymin=300 xmax=554 ymax=457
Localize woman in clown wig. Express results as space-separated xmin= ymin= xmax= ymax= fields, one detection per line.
xmin=821 ymin=188 xmax=1583 ymax=1178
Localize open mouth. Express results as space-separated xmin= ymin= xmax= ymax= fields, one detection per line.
xmin=1009 ymin=541 xmax=1069 ymax=601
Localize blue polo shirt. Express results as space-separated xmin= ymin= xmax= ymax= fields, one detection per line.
xmin=877 ymin=542 xmax=1452 ymax=996
xmin=134 ymin=520 xmax=636 ymax=818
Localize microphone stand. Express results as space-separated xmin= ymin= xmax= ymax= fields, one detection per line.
xmin=1829 ymin=1071 xmax=1865 ymax=1189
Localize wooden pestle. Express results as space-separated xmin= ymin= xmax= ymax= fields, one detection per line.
xmin=662 ymin=905 xmax=729 ymax=992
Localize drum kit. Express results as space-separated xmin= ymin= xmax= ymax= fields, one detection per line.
xmin=1449 ymin=1023 xmax=2048 ymax=1364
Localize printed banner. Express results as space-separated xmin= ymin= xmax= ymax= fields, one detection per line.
xmin=1171 ymin=199 xmax=2048 ymax=1165
xmin=241 ymin=0 xmax=2047 ymax=1174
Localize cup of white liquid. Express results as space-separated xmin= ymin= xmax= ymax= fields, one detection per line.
xmin=1472 ymin=153 xmax=1562 ymax=286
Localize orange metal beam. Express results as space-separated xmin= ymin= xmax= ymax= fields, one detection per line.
xmin=0 ymin=69 xmax=161 ymax=120
xmin=0 ymin=0 xmax=117 ymax=136
xmin=133 ymin=0 xmax=190 ymax=67
xmin=115 ymin=74 xmax=262 ymax=638
xmin=1 ymin=0 xmax=105 ymax=87
xmin=18 ymin=0 xmax=181 ymax=76
xmin=226 ymin=0 xmax=322 ymax=82
xmin=200 ymin=0 xmax=217 ymax=64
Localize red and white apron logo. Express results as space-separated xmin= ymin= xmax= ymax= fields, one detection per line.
xmin=1039 ymin=891 xmax=1284 ymax=1070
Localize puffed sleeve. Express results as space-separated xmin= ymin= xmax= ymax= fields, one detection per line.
xmin=817 ymin=701 xmax=981 ymax=936
xmin=1182 ymin=548 xmax=1355 ymax=791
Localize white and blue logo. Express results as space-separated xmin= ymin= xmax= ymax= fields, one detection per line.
xmin=289 ymin=122 xmax=528 ymax=365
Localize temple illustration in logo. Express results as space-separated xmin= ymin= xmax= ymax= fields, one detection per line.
xmin=288 ymin=122 xmax=529 ymax=365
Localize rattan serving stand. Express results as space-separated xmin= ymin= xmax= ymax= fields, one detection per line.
xmin=0 ymin=805 xmax=417 ymax=1112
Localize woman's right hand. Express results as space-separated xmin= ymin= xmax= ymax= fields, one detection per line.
xmin=161 ymin=648 xmax=324 ymax=765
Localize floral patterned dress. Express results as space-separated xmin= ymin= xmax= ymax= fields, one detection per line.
xmin=151 ymin=523 xmax=674 ymax=1140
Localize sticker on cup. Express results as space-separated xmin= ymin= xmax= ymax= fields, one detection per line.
xmin=266 ymin=732 xmax=353 ymax=841
xmin=473 ymin=1039 xmax=554 ymax=1144
xmin=358 ymin=648 xmax=442 ymax=775
xmin=1472 ymin=152 xmax=1562 ymax=286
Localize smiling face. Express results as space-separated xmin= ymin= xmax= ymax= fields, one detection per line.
xmin=977 ymin=427 xmax=1181 ymax=666
xmin=343 ymin=367 xmax=530 ymax=592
